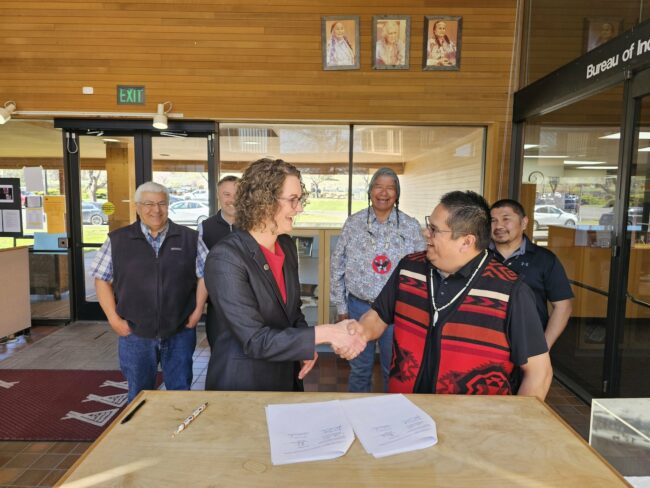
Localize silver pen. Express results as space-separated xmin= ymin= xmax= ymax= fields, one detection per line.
xmin=172 ymin=402 xmax=208 ymax=437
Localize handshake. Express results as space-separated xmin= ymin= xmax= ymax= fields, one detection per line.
xmin=323 ymin=319 xmax=367 ymax=361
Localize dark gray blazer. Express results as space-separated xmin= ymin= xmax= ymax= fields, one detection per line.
xmin=204 ymin=230 xmax=315 ymax=391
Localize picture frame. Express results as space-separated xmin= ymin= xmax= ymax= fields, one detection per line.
xmin=584 ymin=17 xmax=623 ymax=52
xmin=423 ymin=16 xmax=462 ymax=71
xmin=372 ymin=15 xmax=410 ymax=70
xmin=322 ymin=16 xmax=360 ymax=70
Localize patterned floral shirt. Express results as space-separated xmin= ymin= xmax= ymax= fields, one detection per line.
xmin=330 ymin=207 xmax=426 ymax=315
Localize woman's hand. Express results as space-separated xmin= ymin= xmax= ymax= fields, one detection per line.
xmin=298 ymin=352 xmax=319 ymax=379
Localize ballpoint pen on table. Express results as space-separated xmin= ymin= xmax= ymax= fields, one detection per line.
xmin=120 ymin=399 xmax=146 ymax=424
xmin=172 ymin=402 xmax=208 ymax=437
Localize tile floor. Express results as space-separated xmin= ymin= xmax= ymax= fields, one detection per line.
xmin=0 ymin=323 xmax=592 ymax=487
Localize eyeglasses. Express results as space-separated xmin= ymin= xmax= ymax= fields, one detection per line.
xmin=425 ymin=215 xmax=453 ymax=237
xmin=277 ymin=195 xmax=307 ymax=209
xmin=138 ymin=201 xmax=168 ymax=209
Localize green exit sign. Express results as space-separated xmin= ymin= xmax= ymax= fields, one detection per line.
xmin=117 ymin=85 xmax=145 ymax=105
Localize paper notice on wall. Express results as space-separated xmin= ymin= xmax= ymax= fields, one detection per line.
xmin=25 ymin=208 xmax=44 ymax=230
xmin=24 ymin=166 xmax=44 ymax=192
xmin=1 ymin=209 xmax=21 ymax=233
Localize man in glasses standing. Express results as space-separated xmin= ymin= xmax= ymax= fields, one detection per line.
xmin=330 ymin=167 xmax=425 ymax=392
xmin=344 ymin=191 xmax=552 ymax=400
xmin=91 ymin=181 xmax=209 ymax=402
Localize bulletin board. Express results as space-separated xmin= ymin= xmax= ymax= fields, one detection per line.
xmin=0 ymin=177 xmax=23 ymax=237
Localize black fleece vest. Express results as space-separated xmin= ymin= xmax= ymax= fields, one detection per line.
xmin=110 ymin=221 xmax=198 ymax=339
xmin=201 ymin=210 xmax=237 ymax=250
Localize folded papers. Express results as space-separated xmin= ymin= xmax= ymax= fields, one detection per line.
xmin=266 ymin=394 xmax=438 ymax=465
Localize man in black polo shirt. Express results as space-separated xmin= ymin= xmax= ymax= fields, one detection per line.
xmin=490 ymin=199 xmax=573 ymax=349
xmin=197 ymin=175 xmax=239 ymax=350
xmin=91 ymin=182 xmax=209 ymax=402
xmin=344 ymin=191 xmax=552 ymax=399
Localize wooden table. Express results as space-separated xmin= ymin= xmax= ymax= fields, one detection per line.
xmin=57 ymin=391 xmax=627 ymax=487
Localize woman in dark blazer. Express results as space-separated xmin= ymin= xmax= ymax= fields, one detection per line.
xmin=204 ymin=158 xmax=365 ymax=391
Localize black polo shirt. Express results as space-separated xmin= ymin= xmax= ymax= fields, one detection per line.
xmin=372 ymin=251 xmax=548 ymax=393
xmin=491 ymin=235 xmax=574 ymax=329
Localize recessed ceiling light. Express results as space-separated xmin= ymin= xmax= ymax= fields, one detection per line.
xmin=564 ymin=160 xmax=607 ymax=165
xmin=523 ymin=144 xmax=540 ymax=150
xmin=600 ymin=132 xmax=650 ymax=139
xmin=523 ymin=155 xmax=568 ymax=159
xmin=102 ymin=138 xmax=120 ymax=143
xmin=577 ymin=166 xmax=618 ymax=170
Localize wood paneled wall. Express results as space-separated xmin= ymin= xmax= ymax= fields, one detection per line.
xmin=0 ymin=0 xmax=521 ymax=200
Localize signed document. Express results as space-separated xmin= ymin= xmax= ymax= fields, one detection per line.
xmin=265 ymin=400 xmax=355 ymax=465
xmin=340 ymin=394 xmax=438 ymax=458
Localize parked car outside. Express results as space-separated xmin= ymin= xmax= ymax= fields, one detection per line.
xmin=599 ymin=207 xmax=643 ymax=227
xmin=184 ymin=189 xmax=209 ymax=202
xmin=168 ymin=200 xmax=209 ymax=225
xmin=533 ymin=205 xmax=578 ymax=230
xmin=82 ymin=201 xmax=109 ymax=225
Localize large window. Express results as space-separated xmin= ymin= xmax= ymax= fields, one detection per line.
xmin=220 ymin=124 xmax=351 ymax=227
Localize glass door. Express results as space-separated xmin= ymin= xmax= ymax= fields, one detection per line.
xmin=56 ymin=119 xmax=217 ymax=321
xmin=617 ymin=70 xmax=650 ymax=397
xmin=519 ymin=85 xmax=624 ymax=398
xmin=70 ymin=132 xmax=139 ymax=319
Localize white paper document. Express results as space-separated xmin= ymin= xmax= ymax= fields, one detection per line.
xmin=340 ymin=394 xmax=438 ymax=458
xmin=1 ymin=209 xmax=21 ymax=233
xmin=265 ymin=400 xmax=355 ymax=465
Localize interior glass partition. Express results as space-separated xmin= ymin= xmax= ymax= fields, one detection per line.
xmin=353 ymin=125 xmax=485 ymax=226
xmin=519 ymin=86 xmax=624 ymax=397
xmin=0 ymin=120 xmax=70 ymax=322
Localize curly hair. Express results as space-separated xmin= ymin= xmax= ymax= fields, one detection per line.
xmin=235 ymin=158 xmax=307 ymax=232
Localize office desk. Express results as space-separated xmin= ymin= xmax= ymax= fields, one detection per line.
xmin=57 ymin=391 xmax=626 ymax=487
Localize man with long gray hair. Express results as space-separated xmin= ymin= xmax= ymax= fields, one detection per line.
xmin=90 ymin=181 xmax=209 ymax=402
xmin=330 ymin=167 xmax=425 ymax=392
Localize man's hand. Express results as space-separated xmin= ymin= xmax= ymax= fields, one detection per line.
xmin=329 ymin=319 xmax=366 ymax=360
xmin=185 ymin=308 xmax=203 ymax=329
xmin=109 ymin=316 xmax=131 ymax=337
xmin=298 ymin=352 xmax=319 ymax=380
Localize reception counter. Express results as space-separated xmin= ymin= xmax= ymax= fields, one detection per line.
xmin=0 ymin=246 xmax=30 ymax=338
xmin=57 ymin=391 xmax=626 ymax=487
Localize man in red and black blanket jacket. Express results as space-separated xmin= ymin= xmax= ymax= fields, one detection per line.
xmin=344 ymin=190 xmax=552 ymax=400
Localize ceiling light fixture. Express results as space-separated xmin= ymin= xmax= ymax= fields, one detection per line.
xmin=576 ymin=166 xmax=618 ymax=170
xmin=523 ymin=155 xmax=568 ymax=159
xmin=563 ymin=160 xmax=606 ymax=165
xmin=0 ymin=101 xmax=16 ymax=124
xmin=600 ymin=132 xmax=650 ymax=140
xmin=153 ymin=102 xmax=173 ymax=130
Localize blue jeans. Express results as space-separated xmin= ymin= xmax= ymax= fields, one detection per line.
xmin=119 ymin=326 xmax=196 ymax=402
xmin=347 ymin=295 xmax=394 ymax=393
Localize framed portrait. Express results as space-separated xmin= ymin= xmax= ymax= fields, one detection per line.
xmin=372 ymin=16 xmax=410 ymax=70
xmin=322 ymin=16 xmax=360 ymax=70
xmin=423 ymin=16 xmax=462 ymax=71
xmin=584 ymin=18 xmax=623 ymax=52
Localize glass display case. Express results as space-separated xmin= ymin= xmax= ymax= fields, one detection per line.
xmin=590 ymin=398 xmax=650 ymax=486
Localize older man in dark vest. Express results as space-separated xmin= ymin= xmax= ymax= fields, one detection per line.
xmin=91 ymin=181 xmax=209 ymax=402
xmin=345 ymin=191 xmax=552 ymax=399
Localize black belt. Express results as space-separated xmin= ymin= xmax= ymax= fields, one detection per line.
xmin=349 ymin=294 xmax=374 ymax=305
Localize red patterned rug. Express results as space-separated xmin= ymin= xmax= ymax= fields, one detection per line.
xmin=0 ymin=369 xmax=161 ymax=441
